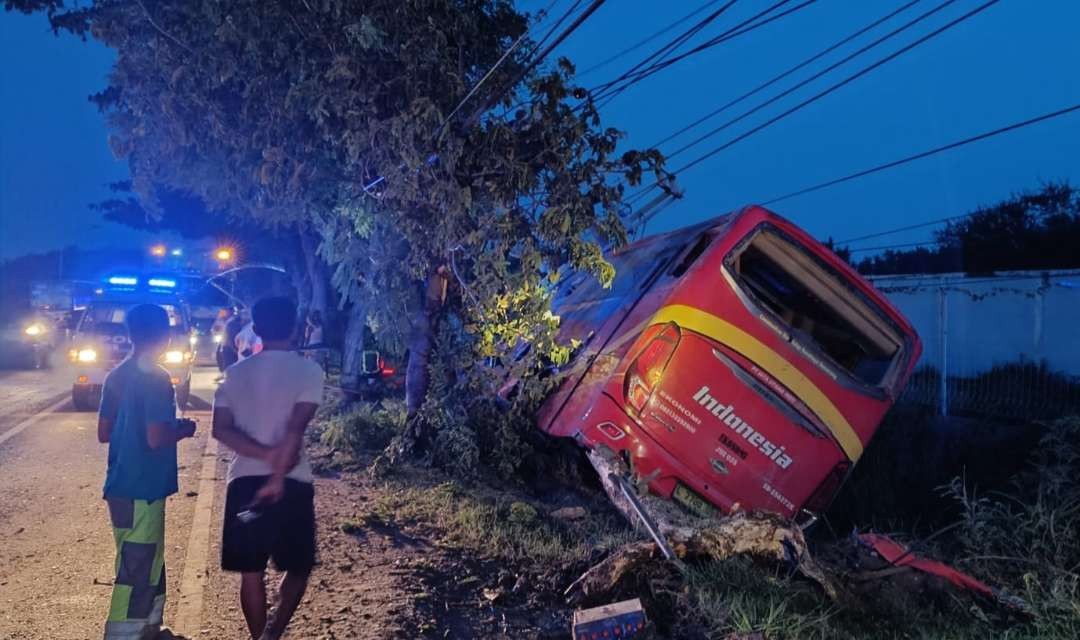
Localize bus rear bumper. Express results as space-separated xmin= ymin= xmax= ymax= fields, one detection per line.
xmin=571 ymin=393 xmax=740 ymax=515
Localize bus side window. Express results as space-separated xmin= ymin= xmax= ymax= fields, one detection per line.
xmin=670 ymin=234 xmax=713 ymax=278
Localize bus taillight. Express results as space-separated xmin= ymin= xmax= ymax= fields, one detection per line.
xmin=623 ymin=323 xmax=681 ymax=416
xmin=803 ymin=460 xmax=851 ymax=514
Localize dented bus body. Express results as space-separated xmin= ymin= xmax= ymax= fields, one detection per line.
xmin=539 ymin=206 xmax=921 ymax=522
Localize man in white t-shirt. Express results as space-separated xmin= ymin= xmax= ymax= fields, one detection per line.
xmin=212 ymin=296 xmax=323 ymax=640
xmin=235 ymin=320 xmax=263 ymax=361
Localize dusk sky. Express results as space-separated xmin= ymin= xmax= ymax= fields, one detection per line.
xmin=2 ymin=1 xmax=1078 ymax=261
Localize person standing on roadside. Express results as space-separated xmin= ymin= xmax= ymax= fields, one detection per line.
xmin=235 ymin=314 xmax=263 ymax=362
xmin=219 ymin=307 xmax=245 ymax=371
xmin=211 ymin=296 xmax=324 ymax=640
xmin=303 ymin=310 xmax=324 ymax=348
xmin=98 ymin=304 xmax=197 ymax=640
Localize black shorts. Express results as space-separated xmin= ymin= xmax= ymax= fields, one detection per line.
xmin=222 ymin=476 xmax=316 ymax=574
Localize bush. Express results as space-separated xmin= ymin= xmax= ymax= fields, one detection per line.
xmin=320 ymin=400 xmax=406 ymax=454
xmin=944 ymin=417 xmax=1080 ymax=637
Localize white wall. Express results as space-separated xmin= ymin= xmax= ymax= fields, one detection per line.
xmin=868 ymin=270 xmax=1080 ymax=377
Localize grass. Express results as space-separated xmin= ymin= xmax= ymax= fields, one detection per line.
xmin=361 ymin=480 xmax=639 ymax=567
xmin=313 ymin=396 xmax=1080 ymax=638
xmin=320 ymin=400 xmax=406 ymax=454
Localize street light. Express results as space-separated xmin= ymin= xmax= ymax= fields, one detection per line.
xmin=215 ymin=247 xmax=235 ymax=263
xmin=150 ymin=244 xmax=167 ymax=257
xmin=171 ymin=248 xmax=183 ymax=257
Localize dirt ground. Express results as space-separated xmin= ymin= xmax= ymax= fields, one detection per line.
xmin=198 ymin=446 xmax=579 ymax=640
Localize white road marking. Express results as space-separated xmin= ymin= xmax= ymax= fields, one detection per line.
xmin=0 ymin=396 xmax=70 ymax=447
xmin=174 ymin=434 xmax=221 ymax=635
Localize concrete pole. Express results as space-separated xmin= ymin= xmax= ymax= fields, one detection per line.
xmin=938 ymin=287 xmax=949 ymax=416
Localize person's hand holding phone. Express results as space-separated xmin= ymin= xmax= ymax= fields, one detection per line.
xmin=253 ymin=475 xmax=285 ymax=506
xmin=177 ymin=417 xmax=198 ymax=440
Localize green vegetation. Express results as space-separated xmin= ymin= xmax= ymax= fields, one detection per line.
xmin=362 ymin=480 xmax=638 ymax=567
xmin=316 ymin=391 xmax=1080 ymax=638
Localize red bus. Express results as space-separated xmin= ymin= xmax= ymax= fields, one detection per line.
xmin=539 ymin=206 xmax=921 ymax=522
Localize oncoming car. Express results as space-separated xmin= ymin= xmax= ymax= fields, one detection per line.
xmin=69 ymin=276 xmax=195 ymax=411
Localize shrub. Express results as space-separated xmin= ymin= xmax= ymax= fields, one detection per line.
xmin=321 ymin=400 xmax=406 ymax=454
xmin=944 ymin=417 xmax=1080 ymax=637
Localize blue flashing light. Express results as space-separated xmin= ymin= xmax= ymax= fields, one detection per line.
xmin=148 ymin=278 xmax=177 ymax=288
xmin=108 ymin=276 xmax=139 ymax=286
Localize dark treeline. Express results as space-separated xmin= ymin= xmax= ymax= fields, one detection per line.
xmin=850 ymin=183 xmax=1080 ymax=276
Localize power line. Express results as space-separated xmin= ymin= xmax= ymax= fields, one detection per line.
xmin=575 ymin=0 xmax=729 ymax=79
xmin=838 ymin=214 xmax=971 ymax=244
xmin=493 ymin=0 xmax=608 ymax=107
xmin=666 ymin=0 xmax=959 ymax=160
xmin=364 ymin=0 xmax=603 ymax=195
xmin=593 ymin=0 xmax=812 ymax=107
xmin=760 ymin=102 xmax=1080 ymax=207
xmin=440 ymin=0 xmax=560 ymax=129
xmin=527 ymin=0 xmax=584 ymax=58
xmin=634 ymin=0 xmax=1002 ymax=213
xmin=653 ymin=0 xmax=924 ymax=150
xmin=588 ymin=0 xmax=742 ymax=106
xmin=848 ymin=240 xmax=940 ymax=253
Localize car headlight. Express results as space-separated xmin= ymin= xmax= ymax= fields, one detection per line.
xmin=77 ymin=348 xmax=98 ymax=363
xmin=213 ymin=334 xmax=224 ymax=344
xmin=24 ymin=324 xmax=45 ymax=337
xmin=189 ymin=335 xmax=199 ymax=347
xmin=163 ymin=350 xmax=186 ymax=364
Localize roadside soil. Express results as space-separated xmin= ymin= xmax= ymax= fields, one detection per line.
xmin=198 ymin=446 xmax=593 ymax=640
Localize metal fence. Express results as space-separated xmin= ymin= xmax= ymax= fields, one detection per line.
xmin=869 ymin=270 xmax=1080 ymax=420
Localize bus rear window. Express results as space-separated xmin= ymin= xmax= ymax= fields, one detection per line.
xmin=728 ymin=230 xmax=902 ymax=386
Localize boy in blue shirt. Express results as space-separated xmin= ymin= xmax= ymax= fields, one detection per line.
xmin=97 ymin=304 xmax=196 ymax=640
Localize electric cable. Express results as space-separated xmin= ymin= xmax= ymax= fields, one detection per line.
xmin=587 ymin=0 xmax=742 ymax=105
xmin=666 ymin=0 xmax=960 ymax=160
xmin=575 ymin=0 xmax=730 ymax=79
xmin=652 ymin=0 xmax=924 ymax=150
xmin=837 ymin=214 xmax=972 ymax=244
xmin=760 ymin=102 xmax=1080 ymax=207
xmin=631 ymin=0 xmax=1003 ymax=213
xmin=591 ymin=0 xmax=816 ymax=106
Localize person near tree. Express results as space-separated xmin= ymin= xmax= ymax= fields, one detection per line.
xmin=212 ymin=296 xmax=324 ymax=640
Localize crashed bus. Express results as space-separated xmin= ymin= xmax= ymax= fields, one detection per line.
xmin=540 ymin=206 xmax=921 ymax=524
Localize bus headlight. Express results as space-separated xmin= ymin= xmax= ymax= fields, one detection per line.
xmin=77 ymin=348 xmax=98 ymax=363
xmin=163 ymin=350 xmax=186 ymax=364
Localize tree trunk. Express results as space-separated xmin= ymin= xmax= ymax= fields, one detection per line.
xmin=340 ymin=300 xmax=366 ymax=390
xmin=299 ymin=231 xmax=329 ymax=317
xmin=285 ymin=236 xmax=312 ymax=324
xmin=405 ymin=268 xmax=449 ymax=416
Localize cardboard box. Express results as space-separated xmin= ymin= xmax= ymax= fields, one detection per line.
xmin=572 ymin=598 xmax=646 ymax=639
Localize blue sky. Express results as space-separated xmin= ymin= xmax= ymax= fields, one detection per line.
xmin=525 ymin=0 xmax=1080 ymax=248
xmin=2 ymin=1 xmax=1078 ymax=260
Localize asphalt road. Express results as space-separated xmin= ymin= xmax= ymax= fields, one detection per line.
xmin=0 ymin=366 xmax=224 ymax=639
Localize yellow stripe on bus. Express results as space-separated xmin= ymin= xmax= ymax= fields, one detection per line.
xmin=649 ymin=304 xmax=864 ymax=461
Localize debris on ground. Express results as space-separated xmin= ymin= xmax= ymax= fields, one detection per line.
xmin=572 ymin=597 xmax=648 ymax=639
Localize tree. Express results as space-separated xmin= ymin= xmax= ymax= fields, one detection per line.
xmin=851 ymin=183 xmax=1080 ymax=276
xmin=25 ymin=0 xmax=666 ymax=474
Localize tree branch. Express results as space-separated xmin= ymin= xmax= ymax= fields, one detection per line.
xmin=136 ymin=0 xmax=195 ymax=55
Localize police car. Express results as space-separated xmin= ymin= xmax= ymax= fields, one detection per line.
xmin=69 ymin=275 xmax=195 ymax=411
